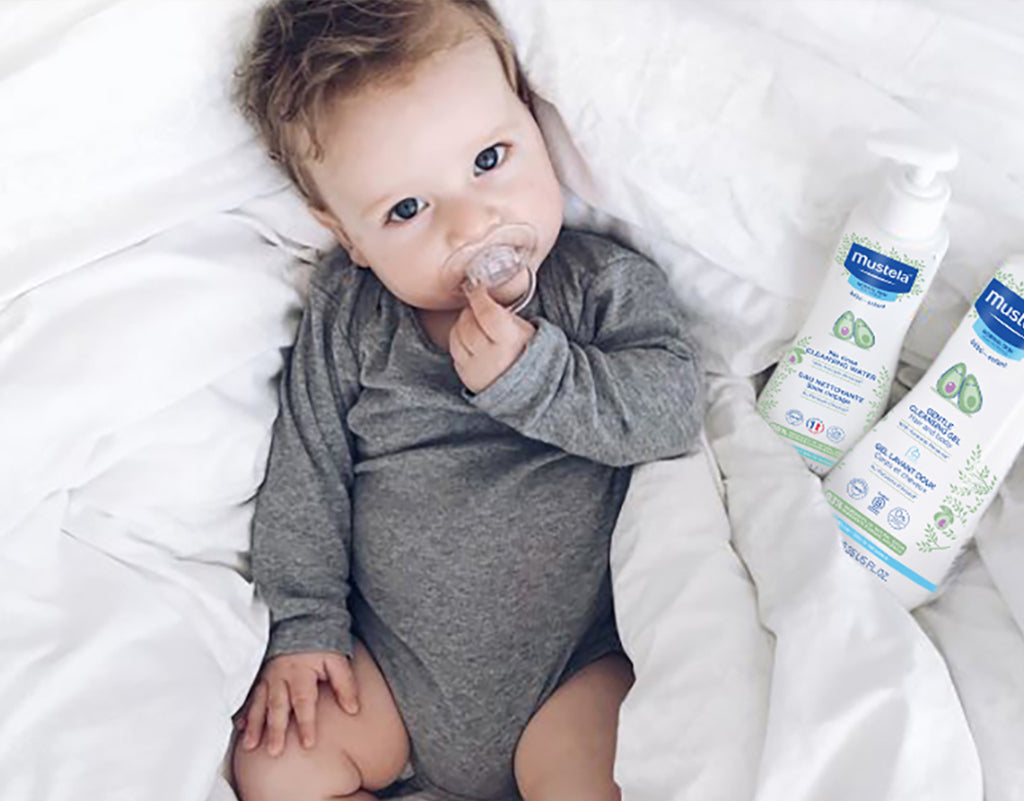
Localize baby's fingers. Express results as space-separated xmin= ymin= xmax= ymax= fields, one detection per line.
xmin=290 ymin=675 xmax=320 ymax=749
xmin=265 ymin=680 xmax=293 ymax=757
xmin=241 ymin=682 xmax=269 ymax=751
xmin=326 ymin=655 xmax=360 ymax=715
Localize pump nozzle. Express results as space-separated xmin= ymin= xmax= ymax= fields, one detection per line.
xmin=864 ymin=128 xmax=959 ymax=240
xmin=867 ymin=128 xmax=959 ymax=190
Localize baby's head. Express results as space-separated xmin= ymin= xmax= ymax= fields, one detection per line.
xmin=235 ymin=0 xmax=564 ymax=311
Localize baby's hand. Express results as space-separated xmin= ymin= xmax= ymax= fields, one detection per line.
xmin=450 ymin=283 xmax=535 ymax=393
xmin=235 ymin=650 xmax=359 ymax=757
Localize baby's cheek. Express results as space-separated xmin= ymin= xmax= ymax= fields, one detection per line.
xmin=538 ymin=170 xmax=565 ymax=253
xmin=522 ymin=160 xmax=562 ymax=234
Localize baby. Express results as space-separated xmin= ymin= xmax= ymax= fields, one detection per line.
xmin=231 ymin=1 xmax=705 ymax=799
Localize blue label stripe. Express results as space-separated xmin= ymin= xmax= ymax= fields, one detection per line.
xmin=973 ymin=318 xmax=1024 ymax=361
xmin=847 ymin=276 xmax=900 ymax=301
xmin=975 ymin=278 xmax=1024 ymax=353
xmin=844 ymin=243 xmax=918 ymax=296
xmin=795 ymin=445 xmax=835 ymax=467
xmin=834 ymin=515 xmax=937 ymax=592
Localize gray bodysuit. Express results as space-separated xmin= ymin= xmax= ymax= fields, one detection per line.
xmin=252 ymin=228 xmax=705 ymax=800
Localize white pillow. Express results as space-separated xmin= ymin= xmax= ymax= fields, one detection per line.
xmin=491 ymin=0 xmax=1024 ymax=375
xmin=0 ymin=0 xmax=285 ymax=306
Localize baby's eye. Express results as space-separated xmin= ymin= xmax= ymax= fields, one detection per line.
xmin=387 ymin=197 xmax=426 ymax=224
xmin=474 ymin=144 xmax=508 ymax=175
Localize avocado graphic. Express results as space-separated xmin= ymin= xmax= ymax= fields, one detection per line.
xmin=936 ymin=362 xmax=966 ymax=399
xmin=933 ymin=505 xmax=954 ymax=531
xmin=833 ymin=310 xmax=855 ymax=340
xmin=957 ymin=374 xmax=983 ymax=414
xmin=853 ymin=318 xmax=875 ymax=349
xmin=785 ymin=347 xmax=805 ymax=365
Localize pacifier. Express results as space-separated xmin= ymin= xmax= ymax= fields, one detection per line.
xmin=442 ymin=223 xmax=538 ymax=314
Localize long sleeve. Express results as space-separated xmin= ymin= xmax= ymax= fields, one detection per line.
xmin=471 ymin=244 xmax=705 ymax=467
xmin=252 ymin=285 xmax=360 ymax=660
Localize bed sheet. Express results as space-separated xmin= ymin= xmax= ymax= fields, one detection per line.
xmin=0 ymin=0 xmax=286 ymax=307
xmin=0 ymin=192 xmax=325 ymax=801
xmin=3 ymin=1 xmax=1024 ymax=800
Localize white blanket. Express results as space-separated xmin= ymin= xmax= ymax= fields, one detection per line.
xmin=2 ymin=1 xmax=1023 ymax=800
xmin=0 ymin=194 xmax=322 ymax=801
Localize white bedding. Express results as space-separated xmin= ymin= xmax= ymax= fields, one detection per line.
xmin=2 ymin=1 xmax=1023 ymax=800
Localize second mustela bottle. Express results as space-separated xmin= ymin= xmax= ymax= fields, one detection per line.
xmin=758 ymin=130 xmax=959 ymax=475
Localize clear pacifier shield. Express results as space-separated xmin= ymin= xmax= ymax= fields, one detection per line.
xmin=464 ymin=244 xmax=524 ymax=289
xmin=442 ymin=223 xmax=538 ymax=312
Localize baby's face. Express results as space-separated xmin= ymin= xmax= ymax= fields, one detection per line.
xmin=306 ymin=26 xmax=563 ymax=311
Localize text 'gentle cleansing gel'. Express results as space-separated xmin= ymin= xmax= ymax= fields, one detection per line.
xmin=823 ymin=257 xmax=1024 ymax=608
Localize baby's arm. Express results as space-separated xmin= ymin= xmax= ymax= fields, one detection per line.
xmin=253 ymin=284 xmax=358 ymax=660
xmin=242 ymin=285 xmax=362 ymax=750
xmin=470 ymin=243 xmax=705 ymax=467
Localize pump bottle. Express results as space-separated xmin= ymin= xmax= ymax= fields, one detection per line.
xmin=823 ymin=256 xmax=1024 ymax=607
xmin=758 ymin=130 xmax=959 ymax=475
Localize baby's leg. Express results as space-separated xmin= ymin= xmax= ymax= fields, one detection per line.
xmin=513 ymin=654 xmax=634 ymax=801
xmin=233 ymin=641 xmax=409 ymax=801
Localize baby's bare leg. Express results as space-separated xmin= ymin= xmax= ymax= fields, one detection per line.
xmin=513 ymin=654 xmax=634 ymax=801
xmin=233 ymin=641 xmax=409 ymax=801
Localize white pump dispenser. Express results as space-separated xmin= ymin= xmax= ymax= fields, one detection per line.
xmin=866 ymin=129 xmax=958 ymax=241
xmin=758 ymin=129 xmax=959 ymax=475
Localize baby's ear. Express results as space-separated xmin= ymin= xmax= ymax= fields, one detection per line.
xmin=309 ymin=205 xmax=369 ymax=267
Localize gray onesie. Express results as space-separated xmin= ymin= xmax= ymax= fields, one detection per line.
xmin=252 ymin=228 xmax=705 ymax=800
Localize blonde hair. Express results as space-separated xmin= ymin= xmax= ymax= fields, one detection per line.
xmin=233 ymin=0 xmax=530 ymax=208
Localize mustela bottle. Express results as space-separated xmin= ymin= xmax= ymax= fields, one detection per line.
xmin=758 ymin=130 xmax=959 ymax=475
xmin=823 ymin=257 xmax=1024 ymax=608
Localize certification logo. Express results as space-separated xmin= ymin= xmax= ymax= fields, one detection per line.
xmin=888 ymin=507 xmax=910 ymax=530
xmin=868 ymin=492 xmax=889 ymax=515
xmin=806 ymin=417 xmax=825 ymax=435
xmin=785 ymin=409 xmax=804 ymax=427
xmin=826 ymin=425 xmax=846 ymax=443
xmin=846 ymin=478 xmax=869 ymax=501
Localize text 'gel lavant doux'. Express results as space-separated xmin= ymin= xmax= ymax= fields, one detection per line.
xmin=758 ymin=130 xmax=959 ymax=475
xmin=824 ymin=257 xmax=1024 ymax=608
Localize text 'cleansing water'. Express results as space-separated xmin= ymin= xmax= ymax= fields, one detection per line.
xmin=758 ymin=130 xmax=959 ymax=475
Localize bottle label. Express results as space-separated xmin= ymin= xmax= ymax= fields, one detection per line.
xmin=758 ymin=230 xmax=937 ymax=477
xmin=974 ymin=278 xmax=1024 ymax=361
xmin=822 ymin=270 xmax=1024 ymax=605
xmin=844 ymin=244 xmax=919 ymax=302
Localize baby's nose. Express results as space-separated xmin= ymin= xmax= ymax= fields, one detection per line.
xmin=444 ymin=198 xmax=501 ymax=250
